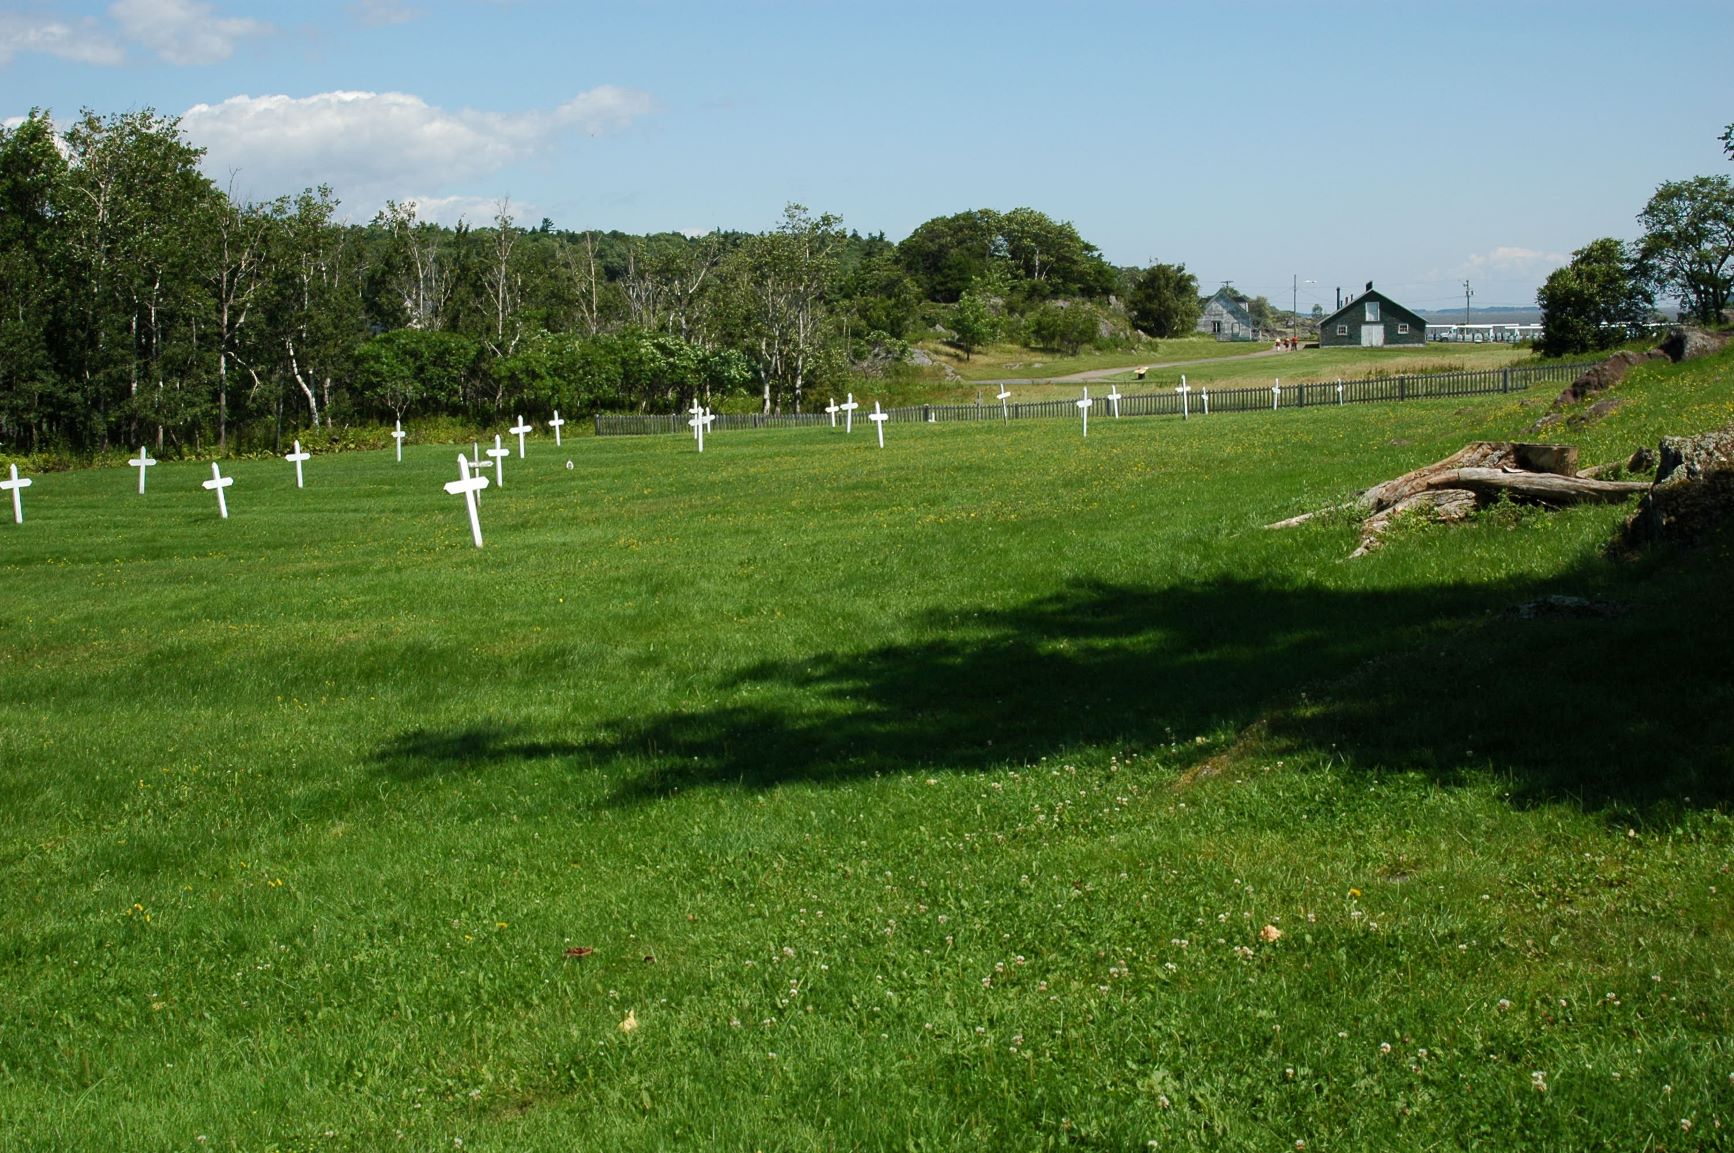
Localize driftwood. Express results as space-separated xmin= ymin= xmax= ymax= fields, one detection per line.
xmin=1269 ymin=441 xmax=1650 ymax=557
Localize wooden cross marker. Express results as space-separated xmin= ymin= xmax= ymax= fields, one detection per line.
xmin=2 ymin=463 xmax=32 ymax=524
xmin=129 ymin=446 xmax=157 ymax=494
xmin=202 ymin=462 xmax=233 ymax=519
xmin=548 ymin=409 xmax=566 ymax=446
xmin=839 ymin=393 xmax=859 ymax=433
xmin=869 ymin=401 xmax=889 ymax=447
xmin=486 ymin=435 xmax=510 ymax=487
xmin=285 ymin=440 xmax=311 ymax=488
xmin=392 ymin=419 xmax=407 ymax=462
xmin=825 ymin=397 xmax=840 ymax=428
xmin=509 ymin=415 xmax=533 ymax=457
xmin=1176 ymin=378 xmax=1191 ymax=419
xmin=443 ymin=454 xmax=489 ymax=548
xmin=996 ymin=386 xmax=1012 ymax=424
xmin=1336 ymin=380 xmax=1344 ymax=405
xmin=688 ymin=399 xmax=706 ymax=440
xmin=1272 ymin=379 xmax=1281 ymax=410
xmin=468 ymin=441 xmax=490 ymax=472
xmin=1202 ymin=388 xmax=1210 ymax=416
xmin=688 ymin=405 xmax=715 ymax=452
xmin=1076 ymin=387 xmax=1094 ymax=437
xmin=1105 ymin=383 xmax=1123 ymax=418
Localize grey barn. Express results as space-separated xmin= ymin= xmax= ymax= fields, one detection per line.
xmin=1320 ymin=282 xmax=1426 ymax=347
xmin=1196 ymin=287 xmax=1259 ymax=341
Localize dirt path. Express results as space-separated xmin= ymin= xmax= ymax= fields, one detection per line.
xmin=969 ymin=345 xmax=1292 ymax=387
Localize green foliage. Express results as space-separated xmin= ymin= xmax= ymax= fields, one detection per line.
xmin=950 ymin=291 xmax=998 ymax=360
xmin=897 ymin=207 xmax=1115 ymax=304
xmin=1536 ymin=238 xmax=1654 ymax=356
xmin=1024 ymin=300 xmax=1099 ymax=354
xmin=352 ymin=329 xmax=480 ymax=419
xmin=1635 ymin=174 xmax=1734 ymax=324
xmin=1126 ymin=262 xmax=1203 ymax=337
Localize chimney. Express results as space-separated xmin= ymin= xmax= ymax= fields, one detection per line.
xmin=1365 ymin=280 xmax=1374 ymax=292
xmin=1335 ymin=287 xmax=1341 ymax=309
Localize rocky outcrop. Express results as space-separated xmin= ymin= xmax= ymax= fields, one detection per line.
xmin=1657 ymin=326 xmax=1730 ymax=364
xmin=1621 ymin=425 xmax=1734 ymax=547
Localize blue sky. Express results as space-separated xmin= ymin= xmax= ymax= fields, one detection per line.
xmin=3 ymin=0 xmax=1730 ymax=310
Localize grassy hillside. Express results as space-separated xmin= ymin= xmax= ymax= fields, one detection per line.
xmin=2 ymin=346 xmax=1731 ymax=1150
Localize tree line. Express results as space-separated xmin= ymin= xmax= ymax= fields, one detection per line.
xmin=0 ymin=108 xmax=1210 ymax=457
xmin=1537 ymin=130 xmax=1734 ymax=357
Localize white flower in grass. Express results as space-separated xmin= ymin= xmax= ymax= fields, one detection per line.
xmin=1531 ymin=1070 xmax=1548 ymax=1093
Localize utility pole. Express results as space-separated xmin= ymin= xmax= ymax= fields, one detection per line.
xmin=1463 ymin=279 xmax=1474 ymax=327
xmin=1292 ymin=274 xmax=1298 ymax=346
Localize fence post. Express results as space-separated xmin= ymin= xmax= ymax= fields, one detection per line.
xmin=594 ymin=414 xmax=602 ymax=436
xmin=1501 ymin=367 xmax=1510 ymax=394
xmin=1398 ymin=375 xmax=1406 ymax=402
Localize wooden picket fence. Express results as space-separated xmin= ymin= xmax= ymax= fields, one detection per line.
xmin=593 ymin=360 xmax=1598 ymax=437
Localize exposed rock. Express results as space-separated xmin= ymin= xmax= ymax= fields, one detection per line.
xmin=1508 ymin=595 xmax=1628 ymax=620
xmin=906 ymin=348 xmax=936 ymax=367
xmin=1568 ymin=395 xmax=1627 ymax=427
xmin=1551 ymin=350 xmax=1643 ymax=408
xmin=1621 ymin=425 xmax=1734 ymax=547
xmin=1657 ymin=326 xmax=1730 ymax=364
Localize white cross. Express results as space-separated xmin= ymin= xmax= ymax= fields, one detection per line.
xmin=869 ymin=401 xmax=889 ymax=447
xmin=285 ymin=440 xmax=311 ymax=488
xmin=839 ymin=393 xmax=859 ymax=433
xmin=443 ymin=454 xmax=489 ymax=548
xmin=1105 ymin=383 xmax=1123 ymax=418
xmin=1202 ymin=388 xmax=1210 ymax=416
xmin=1176 ymin=378 xmax=1191 ymax=420
xmin=392 ymin=419 xmax=407 ymax=462
xmin=996 ymin=386 xmax=1012 ymax=424
xmin=468 ymin=441 xmax=491 ymax=472
xmin=688 ymin=405 xmax=715 ymax=452
xmin=825 ymin=397 xmax=839 ymax=428
xmin=548 ymin=410 xmax=566 ymax=446
xmin=129 ymin=446 xmax=157 ymax=494
xmin=202 ymin=462 xmax=233 ymax=519
xmin=1077 ymin=388 xmax=1094 ymax=437
xmin=688 ymin=399 xmax=706 ymax=440
xmin=509 ymin=416 xmax=533 ymax=457
xmin=1272 ymin=379 xmax=1281 ymax=410
xmin=1336 ymin=380 xmax=1344 ymax=405
xmin=1 ymin=463 xmax=32 ymax=524
xmin=486 ymin=434 xmax=510 ymax=487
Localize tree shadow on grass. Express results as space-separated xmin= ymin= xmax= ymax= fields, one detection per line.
xmin=567 ymin=529 xmax=1731 ymax=815
xmin=369 ymin=529 xmax=1731 ymax=817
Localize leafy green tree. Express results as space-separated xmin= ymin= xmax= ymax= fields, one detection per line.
xmin=0 ymin=111 xmax=69 ymax=452
xmin=1535 ymin=238 xmax=1654 ymax=356
xmin=950 ymin=291 xmax=997 ymax=360
xmin=724 ymin=204 xmax=843 ymax=414
xmin=1025 ymin=302 xmax=1098 ymax=355
xmin=352 ymin=329 xmax=480 ymax=419
xmin=998 ymin=207 xmax=1117 ymax=301
xmin=1635 ymin=175 xmax=1734 ymax=324
xmin=896 ymin=209 xmax=1003 ymax=303
xmin=1125 ymin=262 xmax=1202 ymax=337
xmin=1722 ymin=121 xmax=1733 ymax=160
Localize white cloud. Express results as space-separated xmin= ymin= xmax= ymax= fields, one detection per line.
xmin=181 ymin=87 xmax=654 ymax=212
xmin=399 ymin=194 xmax=532 ymax=227
xmin=109 ymin=0 xmax=270 ymax=66
xmin=0 ymin=14 xmax=125 ymax=65
xmin=1461 ymin=245 xmax=1569 ymax=280
xmin=555 ymin=85 xmax=657 ymax=136
xmin=348 ymin=0 xmax=420 ymax=26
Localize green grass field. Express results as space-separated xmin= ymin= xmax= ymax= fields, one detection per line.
xmin=3 ymin=348 xmax=1732 ymax=1150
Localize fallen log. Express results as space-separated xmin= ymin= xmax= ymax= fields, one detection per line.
xmin=1269 ymin=441 xmax=1648 ymax=556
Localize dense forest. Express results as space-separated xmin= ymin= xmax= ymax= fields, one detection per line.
xmin=0 ymin=109 xmax=1210 ymax=456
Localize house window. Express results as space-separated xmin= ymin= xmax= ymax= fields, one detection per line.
xmin=1397 ymin=323 xmax=1410 ymax=334
xmin=1336 ymin=324 xmax=1348 ymax=336
xmin=1364 ymin=301 xmax=1381 ymax=323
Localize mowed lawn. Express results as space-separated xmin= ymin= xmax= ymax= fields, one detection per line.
xmin=2 ymin=353 xmax=1732 ymax=1150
